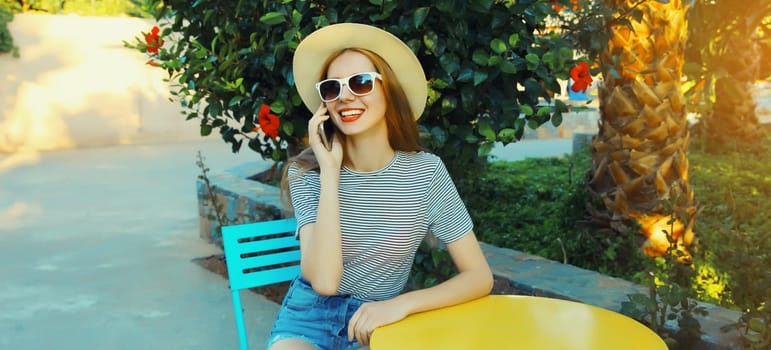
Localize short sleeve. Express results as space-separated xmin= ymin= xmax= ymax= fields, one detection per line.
xmin=425 ymin=159 xmax=473 ymax=244
xmin=287 ymin=165 xmax=321 ymax=235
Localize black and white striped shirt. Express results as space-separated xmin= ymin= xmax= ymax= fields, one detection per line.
xmin=288 ymin=151 xmax=473 ymax=301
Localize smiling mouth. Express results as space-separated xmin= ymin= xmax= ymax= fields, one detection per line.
xmin=340 ymin=109 xmax=364 ymax=122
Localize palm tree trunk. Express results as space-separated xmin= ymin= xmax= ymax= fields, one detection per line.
xmin=701 ymin=39 xmax=764 ymax=152
xmin=587 ymin=0 xmax=698 ymax=260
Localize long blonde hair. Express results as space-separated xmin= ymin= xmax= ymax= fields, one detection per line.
xmin=280 ymin=48 xmax=424 ymax=211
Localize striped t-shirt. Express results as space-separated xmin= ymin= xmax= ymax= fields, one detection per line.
xmin=288 ymin=151 xmax=473 ymax=301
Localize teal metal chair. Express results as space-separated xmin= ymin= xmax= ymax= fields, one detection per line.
xmin=221 ymin=218 xmax=300 ymax=350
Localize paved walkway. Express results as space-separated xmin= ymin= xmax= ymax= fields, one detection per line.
xmin=0 ymin=140 xmax=278 ymax=349
xmin=0 ymin=135 xmax=578 ymax=349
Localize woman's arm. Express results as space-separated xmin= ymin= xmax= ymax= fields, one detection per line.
xmin=298 ymin=173 xmax=343 ymax=296
xmin=392 ymin=231 xmax=493 ymax=313
xmin=297 ymin=104 xmax=345 ymax=296
xmin=347 ymin=230 xmax=493 ymax=344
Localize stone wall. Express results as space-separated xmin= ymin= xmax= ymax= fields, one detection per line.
xmin=197 ymin=161 xmax=284 ymax=245
xmin=198 ymin=163 xmax=743 ymax=349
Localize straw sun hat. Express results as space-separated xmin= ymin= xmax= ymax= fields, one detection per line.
xmin=292 ymin=23 xmax=427 ymax=120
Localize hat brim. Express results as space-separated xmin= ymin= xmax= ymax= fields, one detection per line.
xmin=293 ymin=23 xmax=426 ymax=120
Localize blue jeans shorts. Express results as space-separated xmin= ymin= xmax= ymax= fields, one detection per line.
xmin=266 ymin=276 xmax=367 ymax=350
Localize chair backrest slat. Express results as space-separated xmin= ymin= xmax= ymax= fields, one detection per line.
xmin=230 ymin=265 xmax=301 ymax=291
xmin=228 ymin=250 xmax=301 ymax=284
xmin=221 ymin=217 xmax=300 ymax=350
xmin=230 ymin=236 xmax=299 ymax=256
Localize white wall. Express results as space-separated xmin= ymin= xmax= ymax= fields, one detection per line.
xmin=0 ymin=13 xmax=202 ymax=153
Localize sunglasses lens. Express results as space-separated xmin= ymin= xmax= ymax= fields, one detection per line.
xmin=318 ymin=81 xmax=341 ymax=101
xmin=349 ymin=73 xmax=375 ymax=95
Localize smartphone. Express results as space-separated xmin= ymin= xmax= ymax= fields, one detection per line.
xmin=318 ymin=120 xmax=335 ymax=151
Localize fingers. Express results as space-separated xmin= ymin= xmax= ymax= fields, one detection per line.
xmin=309 ymin=103 xmax=328 ymax=133
xmin=308 ymin=103 xmax=329 ymax=149
xmin=348 ymin=306 xmax=377 ymax=345
xmin=347 ymin=308 xmax=359 ymax=342
xmin=347 ymin=308 xmax=370 ymax=345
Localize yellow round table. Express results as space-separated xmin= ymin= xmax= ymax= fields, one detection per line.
xmin=370 ymin=295 xmax=666 ymax=350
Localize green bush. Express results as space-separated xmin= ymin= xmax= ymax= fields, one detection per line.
xmin=457 ymin=147 xmax=648 ymax=278
xmin=0 ymin=0 xmax=19 ymax=57
xmin=128 ymin=0 xmax=579 ymax=175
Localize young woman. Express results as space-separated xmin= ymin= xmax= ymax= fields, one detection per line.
xmin=269 ymin=23 xmax=493 ymax=350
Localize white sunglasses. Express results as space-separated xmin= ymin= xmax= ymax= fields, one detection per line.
xmin=315 ymin=72 xmax=383 ymax=102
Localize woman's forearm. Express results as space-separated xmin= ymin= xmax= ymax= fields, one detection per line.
xmin=300 ymin=172 xmax=343 ymax=295
xmin=394 ymin=267 xmax=493 ymax=316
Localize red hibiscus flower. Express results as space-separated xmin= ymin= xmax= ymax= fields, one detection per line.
xmin=144 ymin=26 xmax=164 ymax=55
xmin=570 ymin=61 xmax=593 ymax=93
xmin=257 ymin=104 xmax=280 ymax=139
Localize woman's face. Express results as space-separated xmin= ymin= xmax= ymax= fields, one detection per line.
xmin=324 ymin=51 xmax=388 ymax=140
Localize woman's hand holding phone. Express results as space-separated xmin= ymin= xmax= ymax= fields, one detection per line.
xmin=309 ymin=104 xmax=343 ymax=170
xmin=319 ymin=121 xmax=334 ymax=151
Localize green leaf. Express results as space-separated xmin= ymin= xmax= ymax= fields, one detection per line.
xmin=414 ymin=7 xmax=430 ymax=27
xmin=554 ymin=99 xmax=569 ymax=113
xmin=457 ymin=67 xmax=474 ymax=82
xmin=551 ymin=112 xmax=563 ymax=127
xmin=473 ymin=71 xmax=488 ymax=86
xmin=270 ymin=100 xmax=286 ymax=114
xmin=431 ymin=79 xmax=449 ymax=89
xmin=291 ymin=9 xmax=302 ymax=26
xmin=209 ymin=98 xmax=222 ymax=116
xmin=472 ymin=50 xmax=489 ymax=66
xmin=477 ymin=142 xmax=493 ymax=157
xmin=490 ymin=38 xmax=507 ymax=54
xmin=260 ymin=12 xmax=286 ymax=26
xmin=497 ymin=128 xmax=517 ymax=143
xmin=228 ymin=96 xmax=243 ymax=108
xmin=427 ymin=87 xmax=441 ymax=105
xmin=525 ymin=53 xmax=539 ymax=70
xmin=536 ymin=106 xmax=551 ymax=117
xmin=508 ymin=33 xmax=519 ymax=47
xmin=478 ymin=120 xmax=496 ymax=140
xmin=200 ymin=124 xmax=213 ymax=136
xmin=558 ymin=46 xmax=573 ymax=60
xmin=500 ymin=60 xmax=517 ymax=74
xmin=423 ymin=31 xmax=439 ymax=55
xmin=430 ymin=126 xmax=447 ymax=144
xmin=542 ymin=51 xmax=555 ymax=65
xmin=527 ymin=119 xmax=539 ymax=130
xmin=281 ymin=121 xmax=294 ymax=136
xmin=431 ymin=249 xmax=444 ymax=266
xmin=520 ymin=104 xmax=534 ymax=116
xmin=441 ymin=96 xmax=457 ymax=115
xmin=439 ymin=54 xmax=460 ymax=75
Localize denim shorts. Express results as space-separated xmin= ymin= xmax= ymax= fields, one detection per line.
xmin=266 ymin=276 xmax=367 ymax=350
